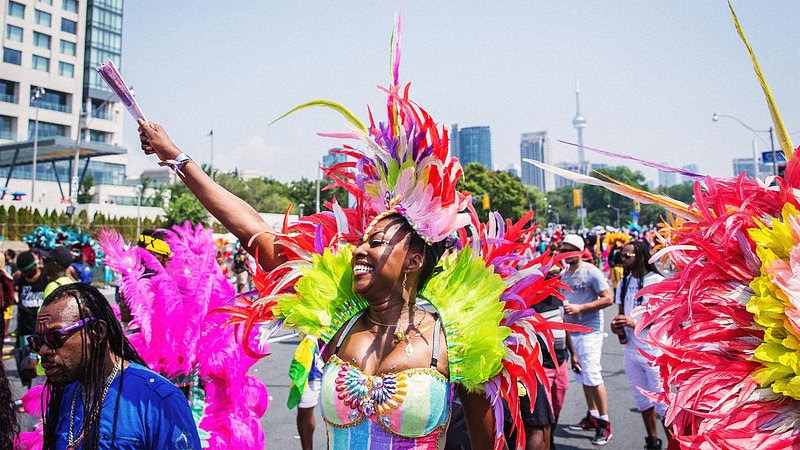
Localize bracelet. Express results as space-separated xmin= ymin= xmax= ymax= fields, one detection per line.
xmin=174 ymin=153 xmax=192 ymax=172
xmin=158 ymin=152 xmax=193 ymax=175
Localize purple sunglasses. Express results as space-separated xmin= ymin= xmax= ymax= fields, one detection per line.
xmin=27 ymin=317 xmax=96 ymax=353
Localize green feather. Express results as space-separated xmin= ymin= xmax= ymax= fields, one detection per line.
xmin=421 ymin=248 xmax=509 ymax=392
xmin=270 ymin=99 xmax=368 ymax=134
xmin=275 ymin=246 xmax=367 ymax=342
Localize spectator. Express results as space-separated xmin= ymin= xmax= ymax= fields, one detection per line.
xmin=234 ymin=245 xmax=250 ymax=293
xmin=611 ymin=241 xmax=673 ymax=450
xmin=4 ymin=249 xmax=16 ymax=275
xmin=0 ymin=255 xmax=14 ymax=349
xmin=559 ymin=234 xmax=614 ymax=446
xmin=41 ymin=246 xmax=76 ymax=298
xmin=13 ymin=251 xmax=47 ymax=388
xmin=67 ymin=250 xmax=94 ymax=285
xmin=533 ymin=270 xmax=578 ymax=449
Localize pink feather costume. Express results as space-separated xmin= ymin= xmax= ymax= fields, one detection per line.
xmin=100 ymin=221 xmax=268 ymax=448
xmin=524 ymin=5 xmax=800 ymax=447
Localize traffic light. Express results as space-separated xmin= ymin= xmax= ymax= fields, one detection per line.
xmin=572 ymin=189 xmax=582 ymax=208
xmin=634 ymin=201 xmax=641 ymax=212
xmin=482 ymin=194 xmax=491 ymax=210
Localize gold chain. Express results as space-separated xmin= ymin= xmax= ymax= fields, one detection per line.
xmin=68 ymin=358 xmax=122 ymax=448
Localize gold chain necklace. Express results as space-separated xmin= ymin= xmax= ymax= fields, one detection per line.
xmin=365 ymin=305 xmax=426 ymax=358
xmin=67 ymin=359 xmax=122 ymax=449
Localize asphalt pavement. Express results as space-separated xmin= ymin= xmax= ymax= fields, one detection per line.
xmin=4 ymin=288 xmax=665 ymax=449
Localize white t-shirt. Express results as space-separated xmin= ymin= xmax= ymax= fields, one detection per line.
xmin=615 ymin=272 xmax=664 ymax=351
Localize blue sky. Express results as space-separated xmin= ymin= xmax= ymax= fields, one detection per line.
xmin=120 ymin=1 xmax=800 ymax=185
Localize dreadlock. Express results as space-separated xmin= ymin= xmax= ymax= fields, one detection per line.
xmin=619 ymin=240 xmax=660 ymax=303
xmin=41 ymin=284 xmax=147 ymax=450
xmin=0 ymin=360 xmax=17 ymax=450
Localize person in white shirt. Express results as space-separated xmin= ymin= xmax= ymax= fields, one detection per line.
xmin=610 ymin=241 xmax=672 ymax=450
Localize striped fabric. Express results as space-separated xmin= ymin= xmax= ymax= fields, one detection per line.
xmin=321 ymin=357 xmax=453 ymax=449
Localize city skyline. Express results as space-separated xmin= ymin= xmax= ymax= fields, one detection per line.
xmin=118 ymin=2 xmax=799 ymax=186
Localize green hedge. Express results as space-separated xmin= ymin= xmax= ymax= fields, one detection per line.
xmin=0 ymin=206 xmax=228 ymax=242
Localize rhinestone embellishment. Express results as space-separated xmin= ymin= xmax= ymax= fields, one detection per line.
xmin=335 ymin=362 xmax=408 ymax=419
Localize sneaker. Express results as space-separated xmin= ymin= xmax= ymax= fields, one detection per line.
xmin=645 ymin=436 xmax=662 ymax=449
xmin=591 ymin=419 xmax=612 ymax=446
xmin=569 ymin=411 xmax=599 ymax=431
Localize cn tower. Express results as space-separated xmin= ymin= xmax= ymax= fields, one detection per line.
xmin=573 ymin=78 xmax=588 ymax=174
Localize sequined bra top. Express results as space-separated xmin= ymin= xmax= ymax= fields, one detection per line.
xmin=320 ymin=310 xmax=453 ymax=449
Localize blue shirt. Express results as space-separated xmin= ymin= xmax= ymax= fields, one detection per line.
xmin=54 ymin=362 xmax=201 ymax=450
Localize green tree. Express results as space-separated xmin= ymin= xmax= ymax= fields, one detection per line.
xmin=662 ymin=182 xmax=696 ymax=205
xmin=78 ymin=174 xmax=95 ymax=204
xmin=287 ymin=178 xmax=349 ymax=216
xmin=457 ymin=163 xmax=535 ymax=222
xmin=163 ymin=192 xmax=209 ymax=226
xmin=7 ymin=206 xmax=16 ymax=240
xmin=33 ymin=208 xmax=43 ymax=227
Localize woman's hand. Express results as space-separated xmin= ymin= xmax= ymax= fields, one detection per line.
xmin=138 ymin=119 xmax=181 ymax=161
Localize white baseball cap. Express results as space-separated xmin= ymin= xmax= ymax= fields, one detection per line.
xmin=561 ymin=234 xmax=585 ymax=252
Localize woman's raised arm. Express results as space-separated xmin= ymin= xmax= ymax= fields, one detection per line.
xmin=138 ymin=120 xmax=283 ymax=271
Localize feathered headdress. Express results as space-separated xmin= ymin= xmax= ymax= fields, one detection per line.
xmin=273 ymin=16 xmax=470 ymax=245
xmin=218 ymin=15 xmax=583 ymax=450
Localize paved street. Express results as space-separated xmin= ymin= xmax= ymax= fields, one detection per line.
xmin=258 ymin=305 xmax=668 ymax=449
xmin=4 ymin=290 xmax=667 ymax=449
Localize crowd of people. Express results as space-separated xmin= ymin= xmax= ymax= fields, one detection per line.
xmin=1 ymin=7 xmax=798 ymax=450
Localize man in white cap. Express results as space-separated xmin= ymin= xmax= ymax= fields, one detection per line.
xmin=558 ymin=234 xmax=614 ymax=445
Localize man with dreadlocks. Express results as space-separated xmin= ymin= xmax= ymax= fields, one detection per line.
xmin=32 ymin=283 xmax=200 ymax=449
xmin=610 ymin=241 xmax=671 ymax=450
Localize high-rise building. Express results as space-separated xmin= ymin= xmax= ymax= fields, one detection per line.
xmin=452 ymin=125 xmax=491 ymax=169
xmin=680 ymin=163 xmax=699 ymax=183
xmin=732 ymin=157 xmax=770 ymax=179
xmin=658 ymin=165 xmax=678 ymax=188
xmin=322 ymin=150 xmax=347 ymax=169
xmin=520 ymin=131 xmax=554 ymax=192
xmin=573 ymin=78 xmax=588 ymax=174
xmin=553 ymin=162 xmax=608 ymax=189
xmin=1 ymin=0 xmax=128 ymax=204
xmin=505 ymin=164 xmax=519 ymax=179
xmin=449 ymin=123 xmax=460 ymax=160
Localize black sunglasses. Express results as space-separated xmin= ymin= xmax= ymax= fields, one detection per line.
xmin=27 ymin=317 xmax=96 ymax=353
xmin=620 ymin=252 xmax=636 ymax=259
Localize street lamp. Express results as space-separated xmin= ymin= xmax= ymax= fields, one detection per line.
xmin=298 ymin=203 xmax=305 ymax=218
xmin=72 ymin=92 xmax=120 ymax=206
xmin=31 ymin=86 xmax=45 ymax=203
xmin=607 ymin=204 xmax=620 ymax=229
xmin=712 ymin=113 xmax=777 ymax=176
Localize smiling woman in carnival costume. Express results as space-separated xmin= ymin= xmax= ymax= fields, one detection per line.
xmin=527 ymin=4 xmax=800 ymax=449
xmin=137 ymin=17 xmax=582 ymax=449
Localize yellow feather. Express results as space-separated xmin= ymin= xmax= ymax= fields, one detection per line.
xmin=728 ymin=1 xmax=794 ymax=158
xmin=270 ymin=99 xmax=368 ymax=134
xmin=523 ymin=159 xmax=700 ymax=220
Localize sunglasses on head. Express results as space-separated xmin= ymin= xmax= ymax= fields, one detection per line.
xmin=27 ymin=317 xmax=96 ymax=353
xmin=620 ymin=252 xmax=636 ymax=259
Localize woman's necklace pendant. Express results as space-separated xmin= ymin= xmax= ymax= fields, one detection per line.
xmin=404 ymin=340 xmax=414 ymax=358
xmin=394 ymin=330 xmax=405 ymax=342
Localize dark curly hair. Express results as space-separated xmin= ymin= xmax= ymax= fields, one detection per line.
xmin=0 ymin=360 xmax=17 ymax=450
